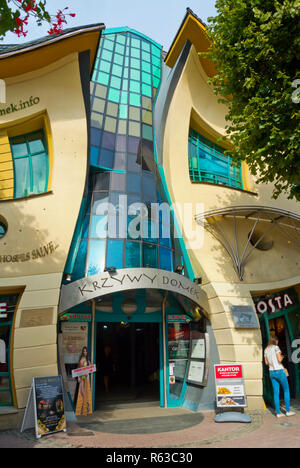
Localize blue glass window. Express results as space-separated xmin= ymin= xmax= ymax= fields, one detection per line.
xmin=126 ymin=241 xmax=141 ymax=268
xmin=72 ymin=240 xmax=87 ymax=281
xmin=106 ymin=240 xmax=124 ymax=269
xmin=188 ymin=129 xmax=243 ymax=189
xmin=87 ymin=240 xmax=106 ymax=276
xmin=10 ymin=131 xmax=49 ymax=199
xmin=143 ymin=243 xmax=157 ymax=268
xmin=0 ymin=222 xmax=7 ymax=239
xmin=159 ymin=247 xmax=173 ymax=271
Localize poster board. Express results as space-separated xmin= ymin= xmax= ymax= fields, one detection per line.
xmin=214 ymin=364 xmax=247 ymax=408
xmin=21 ymin=376 xmax=67 ymax=439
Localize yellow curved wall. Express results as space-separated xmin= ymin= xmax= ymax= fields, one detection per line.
xmin=162 ymin=45 xmax=300 ymax=410
xmin=0 ymin=53 xmax=88 ymax=408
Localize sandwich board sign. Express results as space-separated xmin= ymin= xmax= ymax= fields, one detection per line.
xmin=21 ymin=376 xmax=66 ymax=439
xmin=214 ymin=364 xmax=247 ymax=408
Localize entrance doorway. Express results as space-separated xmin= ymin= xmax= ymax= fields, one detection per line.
xmin=95 ymin=322 xmax=160 ymax=408
xmin=260 ymin=307 xmax=300 ymax=405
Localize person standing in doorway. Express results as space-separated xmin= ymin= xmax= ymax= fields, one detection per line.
xmin=102 ymin=345 xmax=114 ymax=394
xmin=264 ymin=335 xmax=296 ymax=418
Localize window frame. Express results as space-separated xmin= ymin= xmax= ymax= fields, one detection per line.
xmin=10 ymin=129 xmax=49 ymax=199
xmin=188 ymin=129 xmax=243 ymax=190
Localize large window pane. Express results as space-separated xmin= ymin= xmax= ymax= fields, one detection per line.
xmin=143 ymin=243 xmax=157 ymax=268
xmin=126 ymin=241 xmax=141 ymax=268
xmin=31 ymin=152 xmax=47 ymax=193
xmin=14 ymin=157 xmax=30 ymax=198
xmin=106 ymin=240 xmax=124 ymax=269
xmin=72 ymin=240 xmax=87 ymax=280
xmin=87 ymin=240 xmax=106 ymax=276
xmin=28 ymin=132 xmax=45 ymax=154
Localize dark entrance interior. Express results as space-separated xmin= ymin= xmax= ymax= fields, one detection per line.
xmin=95 ymin=322 xmax=160 ymax=408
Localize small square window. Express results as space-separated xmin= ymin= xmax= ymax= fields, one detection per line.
xmin=142 ymin=72 xmax=151 ymax=85
xmin=108 ymin=88 xmax=120 ymax=103
xmin=104 ymin=116 xmax=117 ymax=133
xmin=114 ymin=53 xmax=124 ymax=66
xmin=118 ymin=120 xmax=127 ymax=134
xmin=102 ymin=49 xmax=113 ymax=62
xmin=153 ymin=76 xmax=160 ymax=88
xmin=152 ymin=65 xmax=161 ymax=78
xmin=115 ymin=44 xmax=125 ymax=55
xmin=119 ymin=104 xmax=128 ymax=119
xmin=103 ymin=38 xmax=114 ymax=51
xmin=131 ymin=48 xmax=141 ymax=59
xmin=110 ymin=76 xmax=122 ymax=89
xmin=99 ymin=60 xmax=111 ymax=73
xmin=151 ymin=44 xmax=161 ymax=57
xmin=130 ymin=69 xmax=140 ymax=81
xmin=129 ymin=106 xmax=140 ymax=121
xmin=130 ymin=58 xmax=140 ymax=70
xmin=131 ymin=38 xmax=140 ymax=49
xmin=142 ymin=124 xmax=153 ymax=141
xmin=142 ymin=61 xmax=151 ymax=73
xmin=130 ymin=80 xmax=141 ymax=93
xmin=94 ymin=84 xmax=107 ymax=99
xmin=129 ymin=93 xmax=141 ymax=107
xmin=112 ymin=64 xmax=123 ymax=77
xmin=97 ymin=72 xmax=109 ymax=86
xmin=92 ymin=97 xmax=105 ymax=114
xmin=142 ymin=83 xmax=152 ymax=98
xmin=141 ymin=41 xmax=150 ymax=52
xmin=142 ymin=51 xmax=150 ymax=62
xmin=128 ymin=121 xmax=141 ymax=137
xmin=116 ymin=34 xmax=126 ymax=45
xmin=106 ymin=102 xmax=119 ymax=117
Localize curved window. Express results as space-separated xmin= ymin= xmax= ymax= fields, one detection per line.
xmin=10 ymin=131 xmax=49 ymax=199
xmin=188 ymin=129 xmax=243 ymax=190
xmin=0 ymin=221 xmax=7 ymax=239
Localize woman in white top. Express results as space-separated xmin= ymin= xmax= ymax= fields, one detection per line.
xmin=264 ymin=335 xmax=295 ymax=418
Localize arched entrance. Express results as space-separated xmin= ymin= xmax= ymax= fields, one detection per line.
xmin=58 ymin=269 xmax=210 ymax=412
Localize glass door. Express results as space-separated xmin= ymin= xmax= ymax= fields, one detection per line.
xmin=167 ymin=322 xmax=190 ymax=407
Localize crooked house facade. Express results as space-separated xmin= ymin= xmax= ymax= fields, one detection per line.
xmin=0 ymin=9 xmax=300 ymax=416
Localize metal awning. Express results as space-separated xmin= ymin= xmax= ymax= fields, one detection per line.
xmin=195 ymin=205 xmax=300 ymax=281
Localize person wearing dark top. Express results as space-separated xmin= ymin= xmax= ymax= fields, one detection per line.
xmin=102 ymin=345 xmax=114 ymax=393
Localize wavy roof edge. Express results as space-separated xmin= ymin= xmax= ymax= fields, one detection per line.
xmin=0 ymin=23 xmax=105 ymax=58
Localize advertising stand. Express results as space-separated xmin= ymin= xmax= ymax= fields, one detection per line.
xmin=214 ymin=364 xmax=252 ymax=423
xmin=21 ymin=376 xmax=67 ymax=439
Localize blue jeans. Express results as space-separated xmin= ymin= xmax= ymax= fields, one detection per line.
xmin=270 ymin=369 xmax=291 ymax=415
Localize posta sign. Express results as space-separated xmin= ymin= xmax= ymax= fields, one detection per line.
xmin=215 ymin=365 xmax=243 ymax=380
xmin=255 ymin=293 xmax=294 ymax=315
xmin=0 ymin=303 xmax=7 ymax=319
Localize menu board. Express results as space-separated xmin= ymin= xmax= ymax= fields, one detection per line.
xmin=214 ymin=365 xmax=247 ymax=408
xmin=21 ymin=375 xmax=66 ymax=439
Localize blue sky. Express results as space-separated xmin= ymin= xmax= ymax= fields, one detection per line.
xmin=4 ymin=0 xmax=217 ymax=50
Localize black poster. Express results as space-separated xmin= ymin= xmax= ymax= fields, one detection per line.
xmin=34 ymin=376 xmax=66 ymax=437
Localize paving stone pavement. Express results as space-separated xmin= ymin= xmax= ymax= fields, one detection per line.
xmin=1 ymin=405 xmax=300 ymax=449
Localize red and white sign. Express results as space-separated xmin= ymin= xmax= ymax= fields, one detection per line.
xmin=214 ymin=364 xmax=246 ymax=408
xmin=215 ymin=365 xmax=243 ymax=380
xmin=72 ymin=364 xmax=96 ymax=379
xmin=255 ymin=294 xmax=294 ymax=315
xmin=0 ymin=303 xmax=7 ymax=319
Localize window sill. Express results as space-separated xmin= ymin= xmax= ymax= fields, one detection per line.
xmin=190 ymin=180 xmax=258 ymax=196
xmin=0 ymin=190 xmax=53 ymax=203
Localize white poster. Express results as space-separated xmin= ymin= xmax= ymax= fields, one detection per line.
xmin=61 ymin=322 xmax=88 ymax=364
xmin=187 ymin=361 xmax=204 ymax=384
xmin=191 ymin=339 xmax=205 ymax=359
